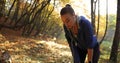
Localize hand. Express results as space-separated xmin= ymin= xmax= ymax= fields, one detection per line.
xmin=89 ymin=61 xmax=92 ymax=63
xmin=87 ymin=49 xmax=93 ymax=63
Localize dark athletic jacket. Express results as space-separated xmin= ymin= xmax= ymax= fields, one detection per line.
xmin=64 ymin=16 xmax=98 ymax=49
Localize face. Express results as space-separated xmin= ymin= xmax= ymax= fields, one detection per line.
xmin=61 ymin=13 xmax=76 ymax=29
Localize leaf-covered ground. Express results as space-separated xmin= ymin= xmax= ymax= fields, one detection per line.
xmin=0 ymin=28 xmax=120 ymax=63
xmin=0 ymin=28 xmax=72 ymax=63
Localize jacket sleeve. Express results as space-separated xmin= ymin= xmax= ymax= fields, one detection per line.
xmin=82 ymin=19 xmax=95 ymax=49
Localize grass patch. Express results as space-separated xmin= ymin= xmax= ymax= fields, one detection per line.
xmin=99 ymin=41 xmax=112 ymax=63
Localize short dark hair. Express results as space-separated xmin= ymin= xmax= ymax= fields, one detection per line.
xmin=60 ymin=4 xmax=75 ymax=15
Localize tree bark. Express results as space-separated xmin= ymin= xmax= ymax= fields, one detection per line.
xmin=7 ymin=0 xmax=17 ymax=17
xmin=91 ymin=0 xmax=96 ymax=34
xmin=109 ymin=0 xmax=120 ymax=62
xmin=99 ymin=0 xmax=108 ymax=44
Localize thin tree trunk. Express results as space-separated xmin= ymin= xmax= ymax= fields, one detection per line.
xmin=91 ymin=0 xmax=96 ymax=34
xmin=0 ymin=0 xmax=16 ymax=29
xmin=99 ymin=0 xmax=108 ymax=44
xmin=11 ymin=0 xmax=20 ymax=24
xmin=7 ymin=0 xmax=17 ymax=17
xmin=96 ymin=0 xmax=100 ymax=38
xmin=27 ymin=23 xmax=36 ymax=36
xmin=29 ymin=0 xmax=50 ymax=24
xmin=0 ymin=0 xmax=6 ymax=15
xmin=14 ymin=0 xmax=41 ymax=26
xmin=109 ymin=0 xmax=120 ymax=62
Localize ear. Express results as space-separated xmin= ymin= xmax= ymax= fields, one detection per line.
xmin=72 ymin=13 xmax=75 ymax=16
xmin=72 ymin=13 xmax=76 ymax=19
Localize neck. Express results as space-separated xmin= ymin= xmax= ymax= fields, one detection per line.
xmin=74 ymin=15 xmax=78 ymax=26
xmin=70 ymin=18 xmax=78 ymax=35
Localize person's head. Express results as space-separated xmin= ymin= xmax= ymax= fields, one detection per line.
xmin=60 ymin=4 xmax=76 ymax=29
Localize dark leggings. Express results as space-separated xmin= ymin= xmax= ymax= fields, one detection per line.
xmin=68 ymin=42 xmax=100 ymax=63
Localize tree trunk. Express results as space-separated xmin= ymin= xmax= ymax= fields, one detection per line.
xmin=7 ymin=0 xmax=16 ymax=17
xmin=99 ymin=0 xmax=108 ymax=44
xmin=11 ymin=0 xmax=20 ymax=24
xmin=91 ymin=0 xmax=96 ymax=34
xmin=96 ymin=0 xmax=100 ymax=38
xmin=109 ymin=0 xmax=120 ymax=62
xmin=0 ymin=0 xmax=5 ymax=15
xmin=29 ymin=0 xmax=50 ymax=24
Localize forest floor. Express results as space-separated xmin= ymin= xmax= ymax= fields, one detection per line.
xmin=0 ymin=28 xmax=120 ymax=63
xmin=0 ymin=28 xmax=72 ymax=63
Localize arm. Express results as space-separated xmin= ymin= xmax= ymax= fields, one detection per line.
xmin=82 ymin=19 xmax=94 ymax=63
xmin=87 ymin=48 xmax=93 ymax=63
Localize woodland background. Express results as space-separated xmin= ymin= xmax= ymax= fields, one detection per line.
xmin=0 ymin=0 xmax=120 ymax=63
